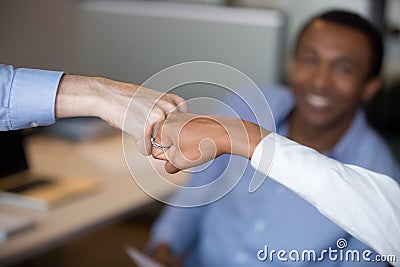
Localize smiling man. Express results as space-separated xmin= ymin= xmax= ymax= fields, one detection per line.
xmin=148 ymin=10 xmax=399 ymax=267
xmin=288 ymin=14 xmax=382 ymax=153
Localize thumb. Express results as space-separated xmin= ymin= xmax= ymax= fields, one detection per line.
xmin=152 ymin=146 xmax=167 ymax=160
xmin=165 ymin=161 xmax=181 ymax=174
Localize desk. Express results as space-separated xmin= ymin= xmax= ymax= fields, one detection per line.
xmin=0 ymin=133 xmax=187 ymax=266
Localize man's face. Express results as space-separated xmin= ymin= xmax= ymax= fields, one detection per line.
xmin=290 ymin=19 xmax=376 ymax=130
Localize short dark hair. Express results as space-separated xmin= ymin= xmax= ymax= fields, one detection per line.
xmin=295 ymin=10 xmax=384 ymax=80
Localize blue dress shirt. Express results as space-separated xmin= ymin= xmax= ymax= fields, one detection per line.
xmin=150 ymin=85 xmax=400 ymax=267
xmin=0 ymin=64 xmax=64 ymax=130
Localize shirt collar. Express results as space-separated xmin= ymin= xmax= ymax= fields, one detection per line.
xmin=277 ymin=108 xmax=368 ymax=160
xmin=328 ymin=109 xmax=368 ymax=160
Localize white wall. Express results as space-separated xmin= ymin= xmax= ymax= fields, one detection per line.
xmin=233 ymin=0 xmax=369 ymax=51
xmin=384 ymin=0 xmax=400 ymax=83
xmin=0 ymin=0 xmax=77 ymax=72
xmin=231 ymin=0 xmax=370 ymax=79
xmin=146 ymin=0 xmax=226 ymax=5
xmin=75 ymin=1 xmax=286 ymax=86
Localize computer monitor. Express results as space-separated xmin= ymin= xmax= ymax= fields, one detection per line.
xmin=0 ymin=131 xmax=28 ymax=179
xmin=0 ymin=130 xmax=99 ymax=210
xmin=75 ymin=1 xmax=286 ymax=106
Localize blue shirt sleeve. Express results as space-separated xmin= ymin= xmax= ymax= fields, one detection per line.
xmin=0 ymin=64 xmax=64 ymax=130
xmin=149 ymin=200 xmax=205 ymax=255
xmin=148 ymin=158 xmax=227 ymax=255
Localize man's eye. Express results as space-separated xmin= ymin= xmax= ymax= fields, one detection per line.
xmin=336 ymin=64 xmax=353 ymax=74
xmin=300 ymin=56 xmax=317 ymax=65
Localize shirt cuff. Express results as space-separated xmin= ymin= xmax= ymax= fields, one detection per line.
xmin=9 ymin=68 xmax=64 ymax=130
xmin=251 ymin=133 xmax=324 ymax=204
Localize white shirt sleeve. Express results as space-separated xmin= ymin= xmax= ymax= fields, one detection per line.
xmin=251 ymin=133 xmax=400 ymax=266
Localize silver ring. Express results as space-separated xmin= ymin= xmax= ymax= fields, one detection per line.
xmin=151 ymin=137 xmax=169 ymax=150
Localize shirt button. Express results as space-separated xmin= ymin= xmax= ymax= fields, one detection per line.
xmin=30 ymin=121 xmax=39 ymax=127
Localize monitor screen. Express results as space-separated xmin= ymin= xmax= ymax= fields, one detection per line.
xmin=75 ymin=1 xmax=286 ymax=97
xmin=0 ymin=131 xmax=28 ymax=178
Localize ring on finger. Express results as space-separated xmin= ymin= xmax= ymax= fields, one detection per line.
xmin=151 ymin=137 xmax=170 ymax=150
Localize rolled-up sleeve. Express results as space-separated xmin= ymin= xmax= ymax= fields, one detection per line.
xmin=0 ymin=64 xmax=64 ymax=130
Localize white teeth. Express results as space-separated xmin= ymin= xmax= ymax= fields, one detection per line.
xmin=306 ymin=94 xmax=332 ymax=108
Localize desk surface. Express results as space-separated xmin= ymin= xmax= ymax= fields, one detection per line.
xmin=0 ymin=133 xmax=187 ymax=266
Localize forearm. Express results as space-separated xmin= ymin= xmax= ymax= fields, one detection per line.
xmin=212 ymin=116 xmax=270 ymax=159
xmin=55 ymin=75 xmax=101 ymax=119
xmin=55 ymin=75 xmax=141 ymax=124
xmin=59 ymin=75 xmax=188 ymax=156
xmin=234 ymin=119 xmax=269 ymax=159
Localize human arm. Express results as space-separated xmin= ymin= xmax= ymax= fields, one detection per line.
xmin=151 ymin=112 xmax=268 ymax=173
xmin=0 ymin=64 xmax=187 ymax=154
xmin=151 ymin=112 xmax=400 ymax=266
xmin=148 ymin=186 xmax=204 ymax=267
xmin=55 ymin=74 xmax=187 ymax=154
xmin=252 ymin=133 xmax=400 ymax=265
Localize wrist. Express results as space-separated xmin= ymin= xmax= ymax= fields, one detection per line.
xmin=242 ymin=120 xmax=269 ymax=159
xmin=216 ymin=117 xmax=269 ymax=159
xmin=212 ymin=117 xmax=232 ymax=156
xmin=55 ymin=75 xmax=103 ymax=119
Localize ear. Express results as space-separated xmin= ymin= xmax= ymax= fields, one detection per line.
xmin=362 ymin=77 xmax=381 ymax=103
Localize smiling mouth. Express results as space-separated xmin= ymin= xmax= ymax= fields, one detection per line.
xmin=305 ymin=94 xmax=333 ymax=109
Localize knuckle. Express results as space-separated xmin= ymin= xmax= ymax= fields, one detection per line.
xmin=148 ymin=107 xmax=165 ymax=122
xmin=153 ymin=111 xmax=166 ymax=122
xmin=164 ymin=102 xmax=177 ymax=113
xmin=174 ymin=95 xmax=186 ymax=103
xmin=158 ymin=98 xmax=175 ymax=106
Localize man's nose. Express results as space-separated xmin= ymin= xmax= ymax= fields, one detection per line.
xmin=311 ymin=65 xmax=331 ymax=91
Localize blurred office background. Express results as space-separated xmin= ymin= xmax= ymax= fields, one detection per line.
xmin=0 ymin=0 xmax=399 ymax=266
